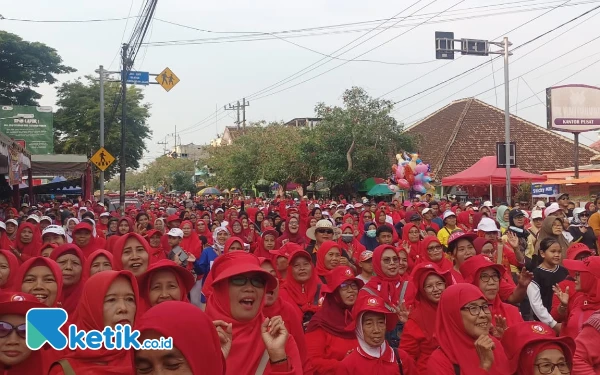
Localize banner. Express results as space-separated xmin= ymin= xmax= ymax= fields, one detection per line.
xmin=0 ymin=105 xmax=54 ymax=154
xmin=532 ymin=184 xmax=559 ymax=196
xmin=546 ymin=85 xmax=600 ymax=132
xmin=8 ymin=146 xmax=22 ymax=186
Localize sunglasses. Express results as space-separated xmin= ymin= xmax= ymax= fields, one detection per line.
xmin=0 ymin=321 xmax=26 ymax=339
xmin=580 ymin=213 xmax=590 ymax=217
xmin=316 ymin=229 xmax=334 ymax=234
xmin=230 ymin=275 xmax=266 ymax=288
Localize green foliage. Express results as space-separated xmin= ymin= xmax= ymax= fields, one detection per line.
xmin=105 ymin=156 xmax=195 ymax=192
xmin=0 ymin=31 xmax=75 ymax=105
xmin=53 ymin=77 xmax=152 ymax=180
xmin=515 ymin=182 xmax=532 ymax=203
xmin=204 ymin=87 xmax=415 ymax=196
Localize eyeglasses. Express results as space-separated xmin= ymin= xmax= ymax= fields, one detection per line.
xmin=427 ymin=245 xmax=443 ymax=253
xmin=424 ymin=281 xmax=446 ymax=292
xmin=382 ymin=256 xmax=400 ymax=264
xmin=580 ymin=213 xmax=590 ymax=217
xmin=461 ymin=303 xmax=492 ymax=316
xmin=535 ymin=362 xmax=570 ymax=374
xmin=230 ymin=275 xmax=266 ymax=288
xmin=339 ymin=282 xmax=359 ymax=291
xmin=0 ymin=321 xmax=26 ymax=339
xmin=480 ymin=273 xmax=500 ymax=283
xmin=316 ymin=229 xmax=334 ymax=234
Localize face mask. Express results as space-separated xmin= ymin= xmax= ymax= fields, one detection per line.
xmin=341 ymin=234 xmax=354 ymax=243
xmin=366 ymin=229 xmax=377 ymax=238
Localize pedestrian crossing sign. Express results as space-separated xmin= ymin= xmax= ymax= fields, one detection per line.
xmin=91 ymin=147 xmax=115 ymax=171
xmin=155 ymin=67 xmax=180 ymax=92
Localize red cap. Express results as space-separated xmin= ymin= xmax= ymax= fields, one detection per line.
xmin=73 ymin=222 xmax=93 ymax=233
xmin=0 ymin=291 xmax=46 ymax=315
xmin=563 ymin=257 xmax=600 ymax=279
xmin=459 ymin=254 xmax=506 ymax=284
xmin=501 ymin=322 xmax=575 ymax=375
xmin=347 ymin=294 xmax=397 ymax=332
xmin=145 ymin=229 xmax=163 ymax=238
xmin=167 ymin=214 xmax=180 ymax=223
xmin=210 ymin=252 xmax=277 ymax=291
xmin=323 ymin=266 xmax=363 ymax=294
xmin=447 ymin=231 xmax=478 ymax=252
xmin=269 ymin=242 xmax=302 ymax=259
xmin=566 ymin=242 xmax=592 ymax=260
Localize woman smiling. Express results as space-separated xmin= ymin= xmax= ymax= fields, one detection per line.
xmin=17 ymin=257 xmax=62 ymax=307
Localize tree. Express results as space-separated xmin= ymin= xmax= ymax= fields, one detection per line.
xmin=0 ymin=31 xmax=75 ymax=105
xmin=105 ymin=156 xmax=196 ymax=192
xmin=309 ymin=87 xmax=414 ymax=195
xmin=53 ymin=77 xmax=152 ymax=180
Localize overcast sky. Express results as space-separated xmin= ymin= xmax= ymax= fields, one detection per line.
xmin=2 ymin=0 xmax=600 ymax=166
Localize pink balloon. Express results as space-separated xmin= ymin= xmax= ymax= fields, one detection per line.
xmin=396 ymin=168 xmax=404 ymax=179
xmin=414 ymin=164 xmax=429 ymax=174
xmin=397 ymin=179 xmax=410 ymax=189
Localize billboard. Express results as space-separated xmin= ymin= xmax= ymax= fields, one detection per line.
xmin=546 ymin=85 xmax=600 ymax=132
xmin=0 ymin=105 xmax=54 ymax=154
xmin=532 ymin=184 xmax=559 ymax=197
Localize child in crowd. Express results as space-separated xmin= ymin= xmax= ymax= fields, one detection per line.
xmin=356 ymin=250 xmax=373 ymax=283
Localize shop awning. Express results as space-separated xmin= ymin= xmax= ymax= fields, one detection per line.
xmin=31 ymin=154 xmax=88 ymax=178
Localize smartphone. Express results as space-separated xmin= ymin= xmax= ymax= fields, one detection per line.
xmin=178 ymin=251 xmax=189 ymax=263
xmin=244 ymin=243 xmax=251 ymax=252
xmin=508 ymin=226 xmax=524 ymax=235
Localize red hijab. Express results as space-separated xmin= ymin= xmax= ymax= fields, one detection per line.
xmin=106 ymin=217 xmax=135 ymax=254
xmin=73 ymin=222 xmax=106 ymax=258
xmin=409 ymin=262 xmax=453 ymax=338
xmin=112 ymin=232 xmax=151 ymax=271
xmin=305 ymin=266 xmax=361 ymax=339
xmin=337 ymin=223 xmax=365 ymax=264
xmin=0 ymin=249 xmax=20 ymax=290
xmin=14 ymin=222 xmax=42 ymax=260
xmin=83 ymin=249 xmax=113 ymax=279
xmin=49 ymin=244 xmax=86 ymax=316
xmin=279 ymin=249 xmax=321 ymax=314
xmin=457 ymin=211 xmax=472 ymax=231
xmin=15 ymin=256 xmax=63 ymax=307
xmin=135 ymin=301 xmax=226 ymax=374
xmin=205 ymin=252 xmax=282 ymax=375
xmin=402 ymin=223 xmax=421 ymax=262
xmin=418 ymin=236 xmax=453 ymax=272
xmin=144 ymin=229 xmax=167 ymax=263
xmin=434 ymin=284 xmax=509 ymax=375
xmin=179 ymin=220 xmax=202 ymax=259
xmin=315 ymin=240 xmax=339 ymax=279
xmin=0 ymin=227 xmax=14 ymax=251
xmin=460 ymin=254 xmax=524 ymax=327
xmin=62 ymin=270 xmax=139 ymax=374
xmin=362 ymin=245 xmax=408 ymax=306
xmin=276 ymin=216 xmax=306 ymax=248
xmin=137 ymin=259 xmax=195 ymax=314
xmin=196 ymin=219 xmax=213 ymax=245
xmin=254 ymin=228 xmax=279 ymax=258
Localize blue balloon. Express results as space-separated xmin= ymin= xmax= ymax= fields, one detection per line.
xmin=416 ymin=158 xmax=422 ymax=164
xmin=415 ymin=173 xmax=425 ymax=182
xmin=423 ymin=176 xmax=432 ymax=183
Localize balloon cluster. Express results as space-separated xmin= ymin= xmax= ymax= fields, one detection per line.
xmin=392 ymin=152 xmax=433 ymax=194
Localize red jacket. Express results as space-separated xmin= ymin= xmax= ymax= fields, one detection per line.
xmin=427 ymin=347 xmax=510 ymax=375
xmin=305 ymin=328 xmax=357 ymax=375
xmin=573 ymin=324 xmax=600 ymax=374
xmin=337 ymin=348 xmax=417 ymax=375
xmin=399 ymin=319 xmax=437 ymax=375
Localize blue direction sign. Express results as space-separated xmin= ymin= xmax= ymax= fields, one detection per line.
xmin=126 ymin=71 xmax=150 ymax=85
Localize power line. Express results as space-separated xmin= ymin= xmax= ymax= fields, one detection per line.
xmin=0 ymin=15 xmax=137 ymax=23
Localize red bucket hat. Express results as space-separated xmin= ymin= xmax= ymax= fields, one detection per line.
xmin=347 ymin=293 xmax=397 ymax=332
xmin=459 ymin=254 xmax=506 ymax=284
xmin=210 ymin=252 xmax=278 ymax=291
xmin=0 ymin=291 xmax=46 ymax=315
xmin=323 ymin=266 xmax=364 ymax=294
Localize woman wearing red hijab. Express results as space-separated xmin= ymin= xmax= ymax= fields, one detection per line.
xmin=502 ymin=321 xmax=575 ymax=375
xmin=255 ymin=228 xmax=279 ymax=258
xmin=49 ymin=270 xmax=138 ymax=375
xmin=134 ymin=301 xmax=226 ymax=375
xmin=337 ymin=224 xmax=366 ymax=266
xmin=306 ymin=266 xmax=363 ymax=375
xmin=137 ymin=259 xmax=195 ymax=314
xmin=144 ymin=229 xmax=168 ymax=263
xmin=315 ymin=240 xmax=343 ymax=284
xmin=417 ymin=236 xmax=453 ymax=272
xmin=460 ymin=255 xmax=523 ymax=331
xmin=276 ymin=216 xmax=306 ymax=248
xmin=339 ymin=294 xmax=417 ymax=375
xmin=279 ymin=249 xmax=323 ymax=329
xmin=401 ymin=223 xmax=422 ymax=266
xmin=205 ymin=252 xmax=303 ymax=375
xmin=427 ymin=283 xmax=510 ymax=374
xmin=112 ymin=233 xmax=151 ymax=277
xmin=259 ymin=257 xmax=312 ymax=375
xmin=0 ymin=249 xmax=19 ymax=290
xmin=71 ymin=222 xmax=106 ymax=259
xmin=83 ymin=249 xmax=113 ymax=279
xmin=0 ymin=291 xmax=47 ymax=375
xmin=179 ymin=220 xmax=202 ymax=259
xmin=16 ymin=257 xmax=63 ymax=307
xmin=400 ymin=262 xmax=453 ymax=374
xmin=106 ymin=217 xmax=135 ymax=254
xmin=49 ymin=244 xmax=86 ymax=316
xmin=196 ymin=218 xmax=213 ymax=245
xmin=0 ymin=222 xmax=14 ymax=251
xmin=12 ymin=222 xmax=42 ymax=263
xmin=457 ymin=211 xmax=473 ymax=232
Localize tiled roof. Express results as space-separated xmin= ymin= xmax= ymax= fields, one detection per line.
xmin=590 ymin=139 xmax=600 ymax=151
xmin=404 ymin=98 xmax=600 ymax=179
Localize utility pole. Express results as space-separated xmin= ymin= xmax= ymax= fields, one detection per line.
xmin=99 ymin=65 xmax=105 ymax=205
xmin=435 ymin=32 xmax=513 ymax=205
xmin=242 ymin=98 xmax=250 ymax=130
xmin=224 ymin=100 xmax=250 ymax=130
xmin=120 ymin=43 xmax=128 ymax=212
xmin=174 ymin=124 xmax=177 ymax=156
xmin=157 ymin=136 xmax=168 ymax=155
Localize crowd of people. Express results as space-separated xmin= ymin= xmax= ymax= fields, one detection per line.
xmin=1 ymin=192 xmax=600 ymax=374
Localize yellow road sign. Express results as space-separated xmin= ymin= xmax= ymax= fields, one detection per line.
xmin=91 ymin=147 xmax=115 ymax=171
xmin=155 ymin=67 xmax=180 ymax=92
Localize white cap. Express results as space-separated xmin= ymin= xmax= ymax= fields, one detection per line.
xmin=97 ymin=202 xmax=105 ymax=207
xmin=314 ymin=204 xmax=320 ymax=208
xmin=0 ymin=221 xmax=6 ymax=231
xmin=167 ymin=228 xmax=184 ymax=238
xmin=362 ymin=198 xmax=369 ymax=204
xmin=536 ymin=200 xmax=546 ymax=208
xmin=531 ymin=210 xmax=543 ymax=219
xmin=6 ymin=219 xmax=18 ymax=227
xmin=544 ymin=202 xmax=561 ymax=217
xmin=477 ymin=217 xmax=500 ymax=233
xmin=42 ymin=225 xmax=65 ymax=237
xmin=483 ymin=201 xmax=493 ymax=208
xmin=345 ymin=204 xmax=354 ymax=211
xmin=79 ymin=207 xmax=87 ymax=211
xmin=100 ymin=212 xmax=110 ymax=217
xmin=422 ymin=208 xmax=432 ymax=215
xmin=26 ymin=214 xmax=40 ymax=223
xmin=442 ymin=210 xmax=456 ymax=220
xmin=465 ymin=201 xmax=473 ymax=207
xmin=40 ymin=216 xmax=52 ymax=223
xmin=215 ymin=208 xmax=224 ymax=214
